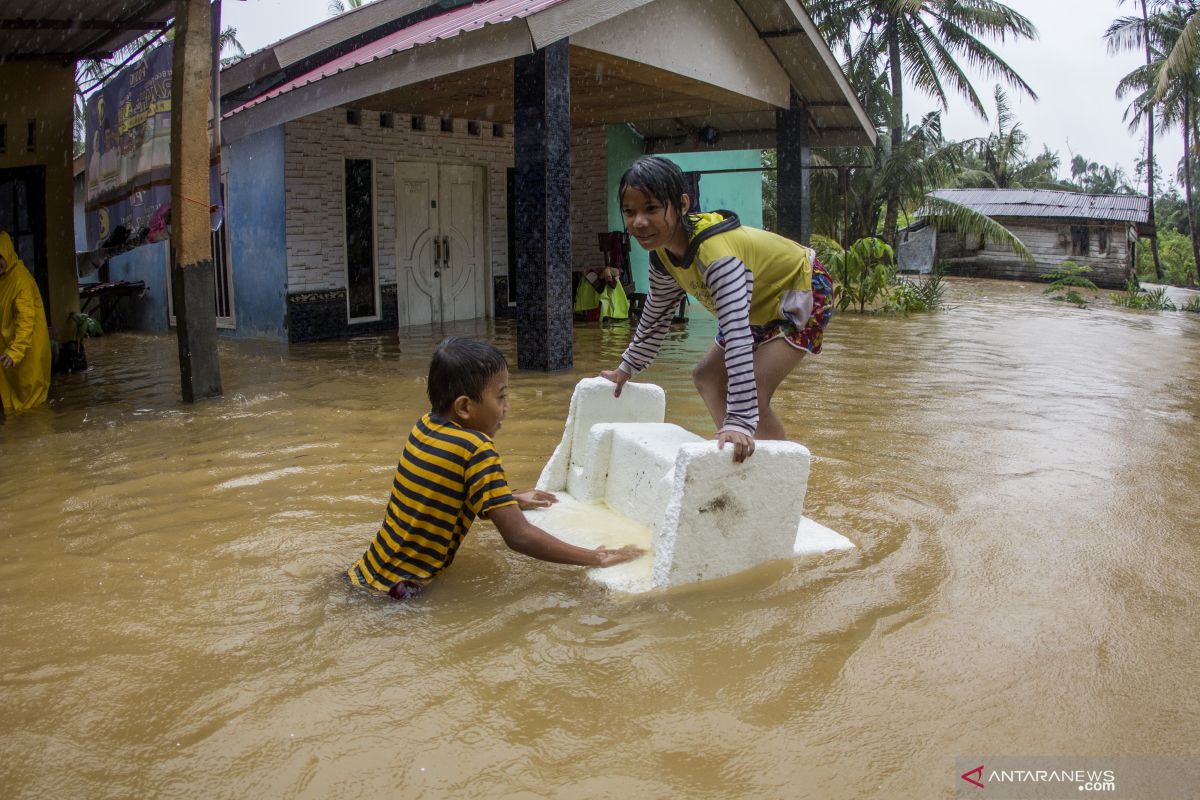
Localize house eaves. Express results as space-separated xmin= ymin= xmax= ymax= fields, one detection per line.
xmin=0 ymin=0 xmax=176 ymax=60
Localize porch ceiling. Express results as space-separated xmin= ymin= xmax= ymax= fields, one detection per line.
xmin=0 ymin=0 xmax=176 ymax=60
xmin=355 ymin=46 xmax=774 ymax=129
xmin=222 ymin=0 xmax=874 ymax=149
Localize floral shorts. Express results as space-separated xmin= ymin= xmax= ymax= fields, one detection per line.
xmin=715 ymin=258 xmax=833 ymax=355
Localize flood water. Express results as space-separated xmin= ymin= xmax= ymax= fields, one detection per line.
xmin=2 ymin=278 xmax=1198 ymax=798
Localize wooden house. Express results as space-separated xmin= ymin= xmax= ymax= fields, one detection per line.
xmin=913 ymin=189 xmax=1154 ymax=289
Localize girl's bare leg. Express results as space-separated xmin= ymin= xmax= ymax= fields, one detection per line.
xmin=751 ymin=339 xmax=806 ymax=440
xmin=693 ymin=339 xmax=805 ymax=439
xmin=692 ymin=343 xmax=729 ymax=428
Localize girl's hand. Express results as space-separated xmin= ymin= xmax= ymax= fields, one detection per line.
xmin=598 ymin=368 xmax=630 ymax=397
xmin=591 ymin=544 xmax=644 ymax=567
xmin=514 ymin=489 xmax=557 ymax=510
xmin=716 ymin=430 xmax=755 ymax=463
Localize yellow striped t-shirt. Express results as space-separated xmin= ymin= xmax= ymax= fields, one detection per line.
xmin=347 ymin=413 xmax=516 ymax=592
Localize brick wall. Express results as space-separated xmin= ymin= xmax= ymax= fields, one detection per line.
xmin=570 ymin=124 xmax=610 ymax=274
xmin=283 ymin=110 xmax=611 ymax=303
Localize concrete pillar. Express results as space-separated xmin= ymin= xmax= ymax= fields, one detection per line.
xmin=513 ymin=39 xmax=573 ymax=371
xmin=776 ymin=90 xmax=811 ymax=245
xmin=170 ymin=0 xmax=222 ymax=401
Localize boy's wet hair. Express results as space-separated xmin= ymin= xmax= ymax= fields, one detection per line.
xmin=428 ymin=336 xmax=508 ymax=413
xmin=619 ymin=156 xmax=692 ymax=229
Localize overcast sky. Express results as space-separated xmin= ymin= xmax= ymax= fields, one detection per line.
xmin=222 ymin=0 xmax=1175 ymax=189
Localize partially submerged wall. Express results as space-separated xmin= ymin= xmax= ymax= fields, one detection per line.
xmin=280 ymin=109 xmax=607 ymax=338
xmin=938 ymin=218 xmax=1133 ymax=288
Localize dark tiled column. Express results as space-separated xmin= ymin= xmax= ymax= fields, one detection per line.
xmin=776 ymin=89 xmax=812 ymax=245
xmin=513 ymin=39 xmax=573 ymax=371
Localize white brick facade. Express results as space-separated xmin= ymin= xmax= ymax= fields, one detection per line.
xmin=283 ymin=108 xmax=610 ymax=309
xmin=570 ymin=124 xmax=611 ymax=273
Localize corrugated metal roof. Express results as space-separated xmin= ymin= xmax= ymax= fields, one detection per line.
xmin=929 ymin=188 xmax=1151 ymax=224
xmin=0 ymin=0 xmax=176 ymax=59
xmin=225 ymin=0 xmax=570 ymax=119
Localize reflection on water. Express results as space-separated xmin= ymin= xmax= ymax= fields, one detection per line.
xmin=1 ymin=279 xmax=1198 ymax=798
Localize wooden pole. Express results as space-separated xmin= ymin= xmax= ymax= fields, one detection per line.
xmin=170 ymin=0 xmax=222 ymax=402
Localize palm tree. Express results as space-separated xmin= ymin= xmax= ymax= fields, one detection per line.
xmin=808 ymin=0 xmax=1039 ymax=245
xmin=956 ymin=86 xmax=1070 ymax=190
xmin=1108 ymin=0 xmax=1165 ymax=279
xmin=1154 ymin=0 xmax=1200 ymax=97
xmin=807 ymin=110 xmax=1032 ymax=265
xmin=1113 ymin=1 xmax=1200 ymax=280
xmin=328 ymin=0 xmax=370 ymax=14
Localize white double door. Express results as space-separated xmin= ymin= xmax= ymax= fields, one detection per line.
xmin=395 ymin=161 xmax=487 ymax=327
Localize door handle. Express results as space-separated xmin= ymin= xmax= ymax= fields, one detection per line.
xmin=433 ymin=236 xmax=441 ymax=267
xmin=442 ymin=235 xmax=450 ymax=268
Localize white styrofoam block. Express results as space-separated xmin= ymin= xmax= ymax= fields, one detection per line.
xmin=605 ymin=424 xmax=702 ymax=528
xmin=653 ymin=440 xmax=811 ymax=587
xmin=525 ymin=492 xmax=656 ymax=593
xmin=533 ymin=378 xmax=854 ymax=593
xmin=568 ymin=423 xmax=618 ymax=502
xmin=795 ymin=516 xmax=856 ymax=554
xmin=537 ymin=377 xmax=665 ymax=492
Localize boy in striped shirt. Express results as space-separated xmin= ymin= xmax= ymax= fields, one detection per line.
xmin=348 ymin=337 xmax=642 ymax=600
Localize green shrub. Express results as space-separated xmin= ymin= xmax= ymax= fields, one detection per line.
xmin=1181 ymin=296 xmax=1200 ymax=313
xmin=878 ymin=280 xmax=928 ymax=315
xmin=1111 ymin=280 xmax=1177 ymax=310
xmin=821 ymin=236 xmax=895 ymax=313
xmin=1044 ymin=261 xmax=1098 ymax=307
xmin=1137 ymin=228 xmax=1197 ymax=286
xmin=912 ymin=269 xmax=947 ymax=311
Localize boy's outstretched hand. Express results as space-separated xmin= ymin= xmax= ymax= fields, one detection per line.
xmin=591 ymin=544 xmax=644 ymax=567
xmin=514 ymin=489 xmax=557 ymax=510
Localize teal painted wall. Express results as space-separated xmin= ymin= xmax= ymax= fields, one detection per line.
xmin=606 ymin=126 xmax=762 ymax=321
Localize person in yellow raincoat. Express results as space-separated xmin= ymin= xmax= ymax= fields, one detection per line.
xmin=0 ymin=231 xmax=52 ymax=414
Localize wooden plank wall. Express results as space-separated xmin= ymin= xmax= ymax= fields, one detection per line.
xmin=936 ymin=218 xmax=1134 ymax=289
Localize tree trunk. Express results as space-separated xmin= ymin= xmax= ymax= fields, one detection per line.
xmin=1192 ymin=108 xmax=1200 ymax=284
xmin=1185 ymin=94 xmax=1200 ymax=285
xmin=1142 ymin=0 xmax=1164 ymax=281
xmin=883 ymin=16 xmax=903 ymax=247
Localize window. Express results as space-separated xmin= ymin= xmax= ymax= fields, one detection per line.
xmin=492 ymin=123 xmax=504 ymax=138
xmin=25 ymin=120 xmax=36 ymax=152
xmin=440 ymin=117 xmax=453 ymax=133
xmin=345 ymin=108 xmax=361 ymax=125
xmin=1071 ymin=225 xmax=1089 ymax=256
xmin=467 ymin=120 xmax=480 ymax=136
xmin=411 ymin=115 xmax=425 ymax=131
xmin=379 ymin=112 xmax=394 ymax=129
xmin=1098 ymin=227 xmax=1109 ymax=254
xmin=344 ymin=159 xmax=377 ymax=320
xmin=0 ymin=123 xmax=6 ymax=155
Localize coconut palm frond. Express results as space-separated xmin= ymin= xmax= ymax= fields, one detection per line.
xmin=1156 ymin=8 xmax=1200 ymax=99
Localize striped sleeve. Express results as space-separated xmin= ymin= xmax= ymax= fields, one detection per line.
xmin=619 ymin=264 xmax=685 ymax=375
xmin=464 ymin=441 xmax=516 ymax=518
xmin=705 ymin=256 xmax=758 ymax=436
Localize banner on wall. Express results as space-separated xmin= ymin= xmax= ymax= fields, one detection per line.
xmin=84 ymin=39 xmax=222 ymax=251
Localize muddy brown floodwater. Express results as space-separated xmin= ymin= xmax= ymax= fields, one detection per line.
xmin=2 ymin=278 xmax=1198 ymax=798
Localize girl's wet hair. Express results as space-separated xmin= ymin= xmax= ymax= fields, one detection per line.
xmin=428 ymin=336 xmax=507 ymax=413
xmin=619 ymin=156 xmax=692 ymax=229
